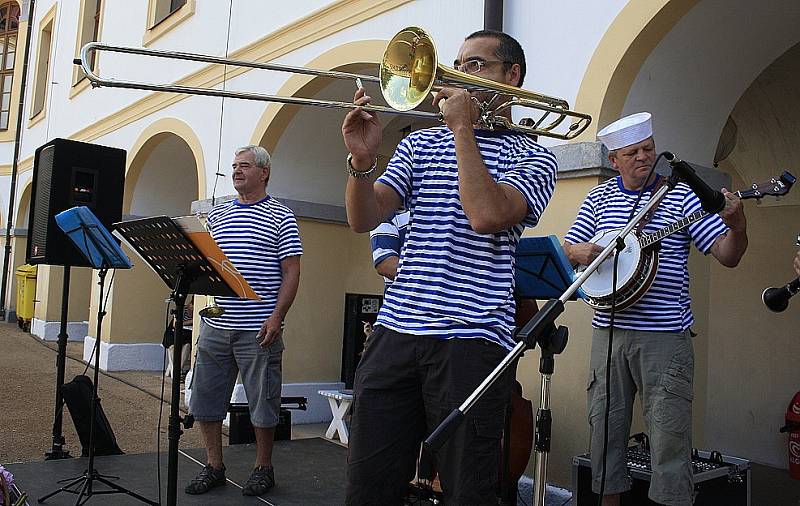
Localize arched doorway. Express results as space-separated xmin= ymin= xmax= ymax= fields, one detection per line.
xmin=572 ymin=0 xmax=800 ymax=469
xmin=87 ymin=122 xmax=202 ymax=371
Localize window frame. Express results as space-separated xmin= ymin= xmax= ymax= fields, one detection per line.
xmin=0 ymin=0 xmax=21 ymax=130
xmin=143 ymin=0 xmax=194 ymax=47
xmin=29 ymin=2 xmax=56 ymax=125
xmin=70 ymin=0 xmax=104 ymax=97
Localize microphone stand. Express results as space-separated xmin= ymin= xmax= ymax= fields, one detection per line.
xmin=421 ymin=176 xmax=678 ymax=506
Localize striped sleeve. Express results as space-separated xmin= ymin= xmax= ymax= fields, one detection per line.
xmin=564 ymin=193 xmax=599 ymax=244
xmin=377 ymin=135 xmax=414 ymax=206
xmin=498 ymin=147 xmax=558 ymax=228
xmin=278 ymin=211 xmax=303 ymax=259
xmin=683 ymin=189 xmax=728 ymax=253
xmin=370 ymin=220 xmax=400 ymax=267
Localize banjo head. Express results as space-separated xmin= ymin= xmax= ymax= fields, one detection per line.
xmin=577 ymin=230 xmax=642 ymax=299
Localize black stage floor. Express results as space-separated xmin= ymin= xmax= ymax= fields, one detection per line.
xmin=7 ymin=437 xmax=346 ymax=505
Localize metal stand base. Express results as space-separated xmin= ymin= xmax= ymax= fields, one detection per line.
xmin=39 ymin=268 xmax=157 ymax=506
xmin=37 ymin=470 xmax=158 ymax=506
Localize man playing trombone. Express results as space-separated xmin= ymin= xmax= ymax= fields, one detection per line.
xmin=341 ymin=30 xmax=557 ymax=505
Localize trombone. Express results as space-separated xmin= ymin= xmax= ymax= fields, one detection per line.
xmin=76 ymin=26 xmax=591 ymax=140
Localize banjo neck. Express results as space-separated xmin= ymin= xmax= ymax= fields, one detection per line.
xmin=639 ymin=208 xmax=713 ymax=249
xmin=639 ymin=170 xmax=796 ymax=248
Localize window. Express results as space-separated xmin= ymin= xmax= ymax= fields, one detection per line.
xmin=153 ymin=0 xmax=185 ymax=27
xmin=30 ymin=6 xmax=55 ymax=120
xmin=143 ymin=0 xmax=193 ymax=46
xmin=73 ymin=0 xmax=102 ymax=87
xmin=0 ymin=1 xmax=19 ymax=130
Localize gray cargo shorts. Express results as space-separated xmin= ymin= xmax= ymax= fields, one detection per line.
xmin=189 ymin=321 xmax=284 ymax=428
xmin=586 ymin=327 xmax=694 ymax=506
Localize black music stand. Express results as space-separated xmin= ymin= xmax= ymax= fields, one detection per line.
xmin=39 ymin=206 xmax=156 ymax=506
xmin=113 ymin=216 xmax=244 ymax=506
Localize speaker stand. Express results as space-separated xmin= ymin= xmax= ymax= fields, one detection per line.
xmin=39 ymin=267 xmax=157 ymax=506
xmin=45 ymin=265 xmax=72 ymax=461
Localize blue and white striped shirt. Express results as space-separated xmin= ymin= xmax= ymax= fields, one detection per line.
xmin=375 ymin=126 xmax=557 ymax=350
xmin=370 ymin=210 xmax=410 ymax=288
xmin=202 ymin=196 xmax=303 ymax=331
xmin=564 ymin=176 xmax=728 ymax=331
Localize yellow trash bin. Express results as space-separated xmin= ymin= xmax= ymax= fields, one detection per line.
xmin=15 ymin=264 xmax=37 ymax=332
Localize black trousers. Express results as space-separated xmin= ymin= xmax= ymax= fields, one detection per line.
xmin=345 ymin=326 xmax=515 ymax=506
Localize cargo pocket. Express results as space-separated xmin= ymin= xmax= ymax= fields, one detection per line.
xmin=652 ymin=343 xmax=693 ymax=435
xmin=266 ymin=338 xmax=284 ymax=400
xmin=471 ymin=415 xmax=504 ymax=489
xmin=586 ymin=369 xmax=602 ymax=425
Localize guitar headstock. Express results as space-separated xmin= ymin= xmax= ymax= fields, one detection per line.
xmin=737 ymin=171 xmax=796 ymax=201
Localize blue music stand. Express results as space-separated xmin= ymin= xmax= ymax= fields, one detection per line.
xmin=40 ymin=207 xmax=155 ymax=506
xmin=515 ymin=235 xmax=583 ymax=301
xmin=55 ymin=206 xmax=132 ymax=270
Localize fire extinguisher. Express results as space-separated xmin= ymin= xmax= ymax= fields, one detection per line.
xmin=780 ymin=391 xmax=800 ymax=480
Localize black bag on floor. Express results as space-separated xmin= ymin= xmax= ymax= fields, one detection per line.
xmin=61 ymin=374 xmax=124 ymax=457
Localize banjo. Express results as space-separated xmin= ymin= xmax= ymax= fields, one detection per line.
xmin=578 ymin=171 xmax=796 ymax=311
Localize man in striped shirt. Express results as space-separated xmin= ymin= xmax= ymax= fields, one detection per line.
xmin=186 ymin=145 xmax=302 ymax=497
xmin=341 ymin=30 xmax=557 ymax=504
xmin=563 ymin=113 xmax=747 ymax=506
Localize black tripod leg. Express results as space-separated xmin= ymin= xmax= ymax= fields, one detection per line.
xmin=92 ymin=475 xmax=159 ymax=506
xmin=74 ymin=476 xmax=92 ymax=506
xmin=37 ymin=473 xmax=86 ymax=503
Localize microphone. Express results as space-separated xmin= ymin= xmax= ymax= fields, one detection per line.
xmin=762 ymin=277 xmax=800 ymax=313
xmin=663 ymin=152 xmax=726 ymax=214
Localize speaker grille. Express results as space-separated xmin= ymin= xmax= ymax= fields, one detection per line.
xmin=30 ymin=145 xmax=55 ymax=259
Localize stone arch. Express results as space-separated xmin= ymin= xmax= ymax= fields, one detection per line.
xmin=124 ymin=117 xmax=206 ymax=213
xmin=89 ymin=120 xmax=202 ymax=370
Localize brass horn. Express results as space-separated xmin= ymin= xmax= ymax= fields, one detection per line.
xmin=199 ymin=297 xmax=224 ymax=318
xmin=77 ymin=26 xmax=591 ymax=139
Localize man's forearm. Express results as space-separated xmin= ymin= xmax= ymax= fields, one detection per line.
xmin=453 ymin=126 xmax=523 ymax=233
xmin=714 ymin=228 xmax=748 ymax=267
xmin=375 ymin=256 xmax=399 ymax=280
xmin=272 ymin=258 xmax=301 ymax=321
xmin=346 ymin=177 xmax=384 ymax=233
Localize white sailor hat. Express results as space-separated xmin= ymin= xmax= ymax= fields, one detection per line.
xmin=597 ymin=112 xmax=653 ymax=150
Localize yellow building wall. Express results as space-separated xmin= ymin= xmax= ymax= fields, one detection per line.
xmin=86 ymin=243 xmax=172 ymax=344
xmin=33 ymin=265 xmax=92 ymax=323
xmin=6 ymin=235 xmax=26 ymax=313
xmin=283 ymin=218 xmax=384 ymax=383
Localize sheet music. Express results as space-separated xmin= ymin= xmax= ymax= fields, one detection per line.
xmin=112 ymin=216 xmax=258 ymax=299
xmin=172 ymin=215 xmax=260 ymax=301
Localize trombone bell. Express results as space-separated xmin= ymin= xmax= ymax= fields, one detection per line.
xmin=381 ymin=28 xmax=437 ymax=111
xmin=199 ymin=297 xmax=224 ymax=318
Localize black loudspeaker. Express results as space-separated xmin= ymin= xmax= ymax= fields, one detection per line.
xmin=61 ymin=375 xmax=124 ymax=457
xmin=228 ymin=403 xmax=293 ymax=444
xmin=26 ymin=138 xmax=125 ymax=267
